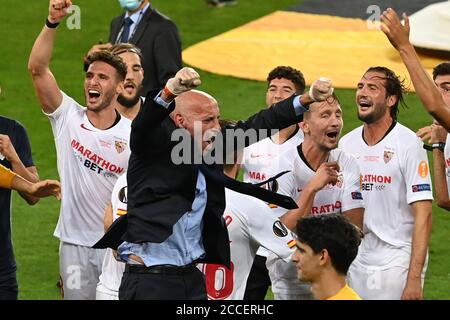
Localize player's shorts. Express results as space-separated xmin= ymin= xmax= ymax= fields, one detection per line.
xmin=347 ymin=252 xmax=427 ymax=300
xmin=96 ymin=281 xmax=119 ymax=300
xmin=59 ymin=241 xmax=106 ymax=300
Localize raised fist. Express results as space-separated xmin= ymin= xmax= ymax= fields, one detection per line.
xmin=166 ymin=67 xmax=201 ymax=96
xmin=48 ymin=0 xmax=73 ymax=24
xmin=309 ymin=77 xmax=334 ymax=102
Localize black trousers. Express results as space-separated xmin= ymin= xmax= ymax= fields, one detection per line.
xmin=119 ymin=265 xmax=207 ymax=300
xmin=244 ymin=255 xmax=271 ymax=300
xmin=0 ymin=286 xmax=18 ymax=300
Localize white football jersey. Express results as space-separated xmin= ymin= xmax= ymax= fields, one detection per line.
xmin=268 ymin=145 xmax=364 ymax=296
xmin=48 ymin=92 xmax=131 ymax=246
xmin=277 ymin=146 xmax=364 ymax=215
xmin=198 ymin=189 xmax=296 ymax=300
xmin=98 ymin=173 xmax=127 ymax=294
xmin=242 ymin=128 xmax=304 ymax=185
xmin=340 ymin=123 xmax=433 ymax=259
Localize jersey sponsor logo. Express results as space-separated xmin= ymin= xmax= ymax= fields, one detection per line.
xmin=115 ymin=140 xmax=127 ymax=154
xmin=446 ymin=167 xmax=450 ymax=178
xmin=273 ymin=220 xmax=288 ymax=237
xmin=268 ymin=203 xmax=278 ymax=209
xmin=446 ymin=158 xmax=450 ymax=168
xmin=383 ymin=150 xmax=394 ymax=163
xmin=412 ymin=184 xmax=431 ymax=193
xmin=71 ymin=139 xmax=125 ymax=174
xmin=311 ymin=201 xmax=341 ymax=214
xmin=247 ymin=171 xmax=266 ymax=181
xmin=351 ymin=192 xmax=363 ymax=200
xmin=418 ymin=161 xmax=429 ymax=178
xmin=360 ymin=174 xmax=392 ymax=191
xmin=80 ymin=123 xmax=93 ymax=131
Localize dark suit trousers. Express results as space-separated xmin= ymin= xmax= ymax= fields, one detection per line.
xmin=119 ymin=266 xmax=207 ymax=300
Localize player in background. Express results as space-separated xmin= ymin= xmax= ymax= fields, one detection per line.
xmin=292 ymin=214 xmax=362 ymax=300
xmin=241 ymin=66 xmax=305 ymax=300
xmin=28 ymin=0 xmax=131 ymax=299
xmin=267 ymin=95 xmax=364 ymax=300
xmin=339 ymin=65 xmax=432 ymax=300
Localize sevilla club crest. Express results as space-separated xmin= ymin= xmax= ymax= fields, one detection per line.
xmin=383 ymin=150 xmax=394 ymax=164
xmin=115 ymin=140 xmax=127 ymax=154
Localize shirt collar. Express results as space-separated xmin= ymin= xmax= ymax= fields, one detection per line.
xmin=125 ymin=2 xmax=151 ymax=22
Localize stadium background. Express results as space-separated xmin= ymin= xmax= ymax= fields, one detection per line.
xmin=0 ymin=0 xmax=448 ymax=299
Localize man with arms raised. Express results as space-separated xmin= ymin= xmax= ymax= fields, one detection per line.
xmin=28 ymin=0 xmax=131 ymax=299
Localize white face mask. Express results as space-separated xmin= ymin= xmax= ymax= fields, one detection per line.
xmin=118 ymin=0 xmax=143 ymax=11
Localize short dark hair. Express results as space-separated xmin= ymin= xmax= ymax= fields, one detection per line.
xmin=365 ymin=66 xmax=408 ymax=120
xmin=295 ymin=214 xmax=361 ymax=275
xmin=267 ymin=66 xmax=306 ymax=94
xmin=109 ymin=43 xmax=143 ymax=64
xmin=85 ymin=50 xmax=127 ymax=82
xmin=432 ymin=62 xmax=450 ymax=80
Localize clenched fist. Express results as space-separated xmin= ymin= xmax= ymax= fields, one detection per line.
xmin=309 ymin=77 xmax=334 ymax=102
xmin=48 ymin=0 xmax=73 ymax=24
xmin=165 ymin=67 xmax=202 ymax=96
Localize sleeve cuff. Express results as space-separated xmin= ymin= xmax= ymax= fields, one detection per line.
xmin=293 ymin=95 xmax=309 ymax=116
xmin=154 ymin=90 xmax=173 ymax=109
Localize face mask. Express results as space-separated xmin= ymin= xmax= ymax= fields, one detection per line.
xmin=118 ymin=0 xmax=142 ymax=11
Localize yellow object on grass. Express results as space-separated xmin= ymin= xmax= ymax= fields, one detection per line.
xmin=183 ymin=11 xmax=444 ymax=90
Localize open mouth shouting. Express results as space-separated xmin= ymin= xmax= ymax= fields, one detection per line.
xmin=87 ymin=89 xmax=101 ymax=104
xmin=326 ymin=130 xmax=339 ymax=141
xmin=357 ymin=98 xmax=372 ymax=111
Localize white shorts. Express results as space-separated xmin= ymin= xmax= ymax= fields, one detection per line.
xmin=96 ymin=282 xmax=119 ymax=300
xmin=59 ymin=242 xmax=106 ymax=300
xmin=348 ymin=253 xmax=427 ymax=300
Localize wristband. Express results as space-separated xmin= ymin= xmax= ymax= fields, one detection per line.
xmin=46 ymin=18 xmax=60 ymax=29
xmin=432 ymin=142 xmax=446 ymax=152
xmin=0 ymin=163 xmax=17 ymax=189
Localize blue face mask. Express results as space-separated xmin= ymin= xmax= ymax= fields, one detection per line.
xmin=118 ymin=0 xmax=142 ymax=11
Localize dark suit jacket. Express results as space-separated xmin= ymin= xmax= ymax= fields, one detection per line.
xmin=109 ymin=7 xmax=182 ymax=94
xmin=123 ymin=91 xmax=302 ymax=268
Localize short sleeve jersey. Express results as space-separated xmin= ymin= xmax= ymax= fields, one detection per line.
xmin=47 ymin=92 xmax=131 ymax=246
xmin=277 ymin=146 xmax=364 ymax=216
xmin=339 ymin=122 xmax=433 ymax=248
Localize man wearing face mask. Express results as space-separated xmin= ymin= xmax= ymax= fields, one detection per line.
xmin=109 ymin=0 xmax=181 ymax=95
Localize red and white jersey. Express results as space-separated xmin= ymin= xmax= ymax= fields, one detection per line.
xmin=277 ymin=147 xmax=364 ymax=216
xmin=242 ymin=128 xmax=303 ymax=185
xmin=47 ymin=92 xmax=131 ymax=246
xmin=98 ymin=173 xmax=127 ymax=294
xmin=198 ymin=189 xmax=296 ymax=300
xmin=340 ymin=123 xmax=433 ymax=251
xmin=445 ymin=133 xmax=450 ymax=197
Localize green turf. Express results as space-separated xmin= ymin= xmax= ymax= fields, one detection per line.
xmin=0 ymin=0 xmax=448 ymax=300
